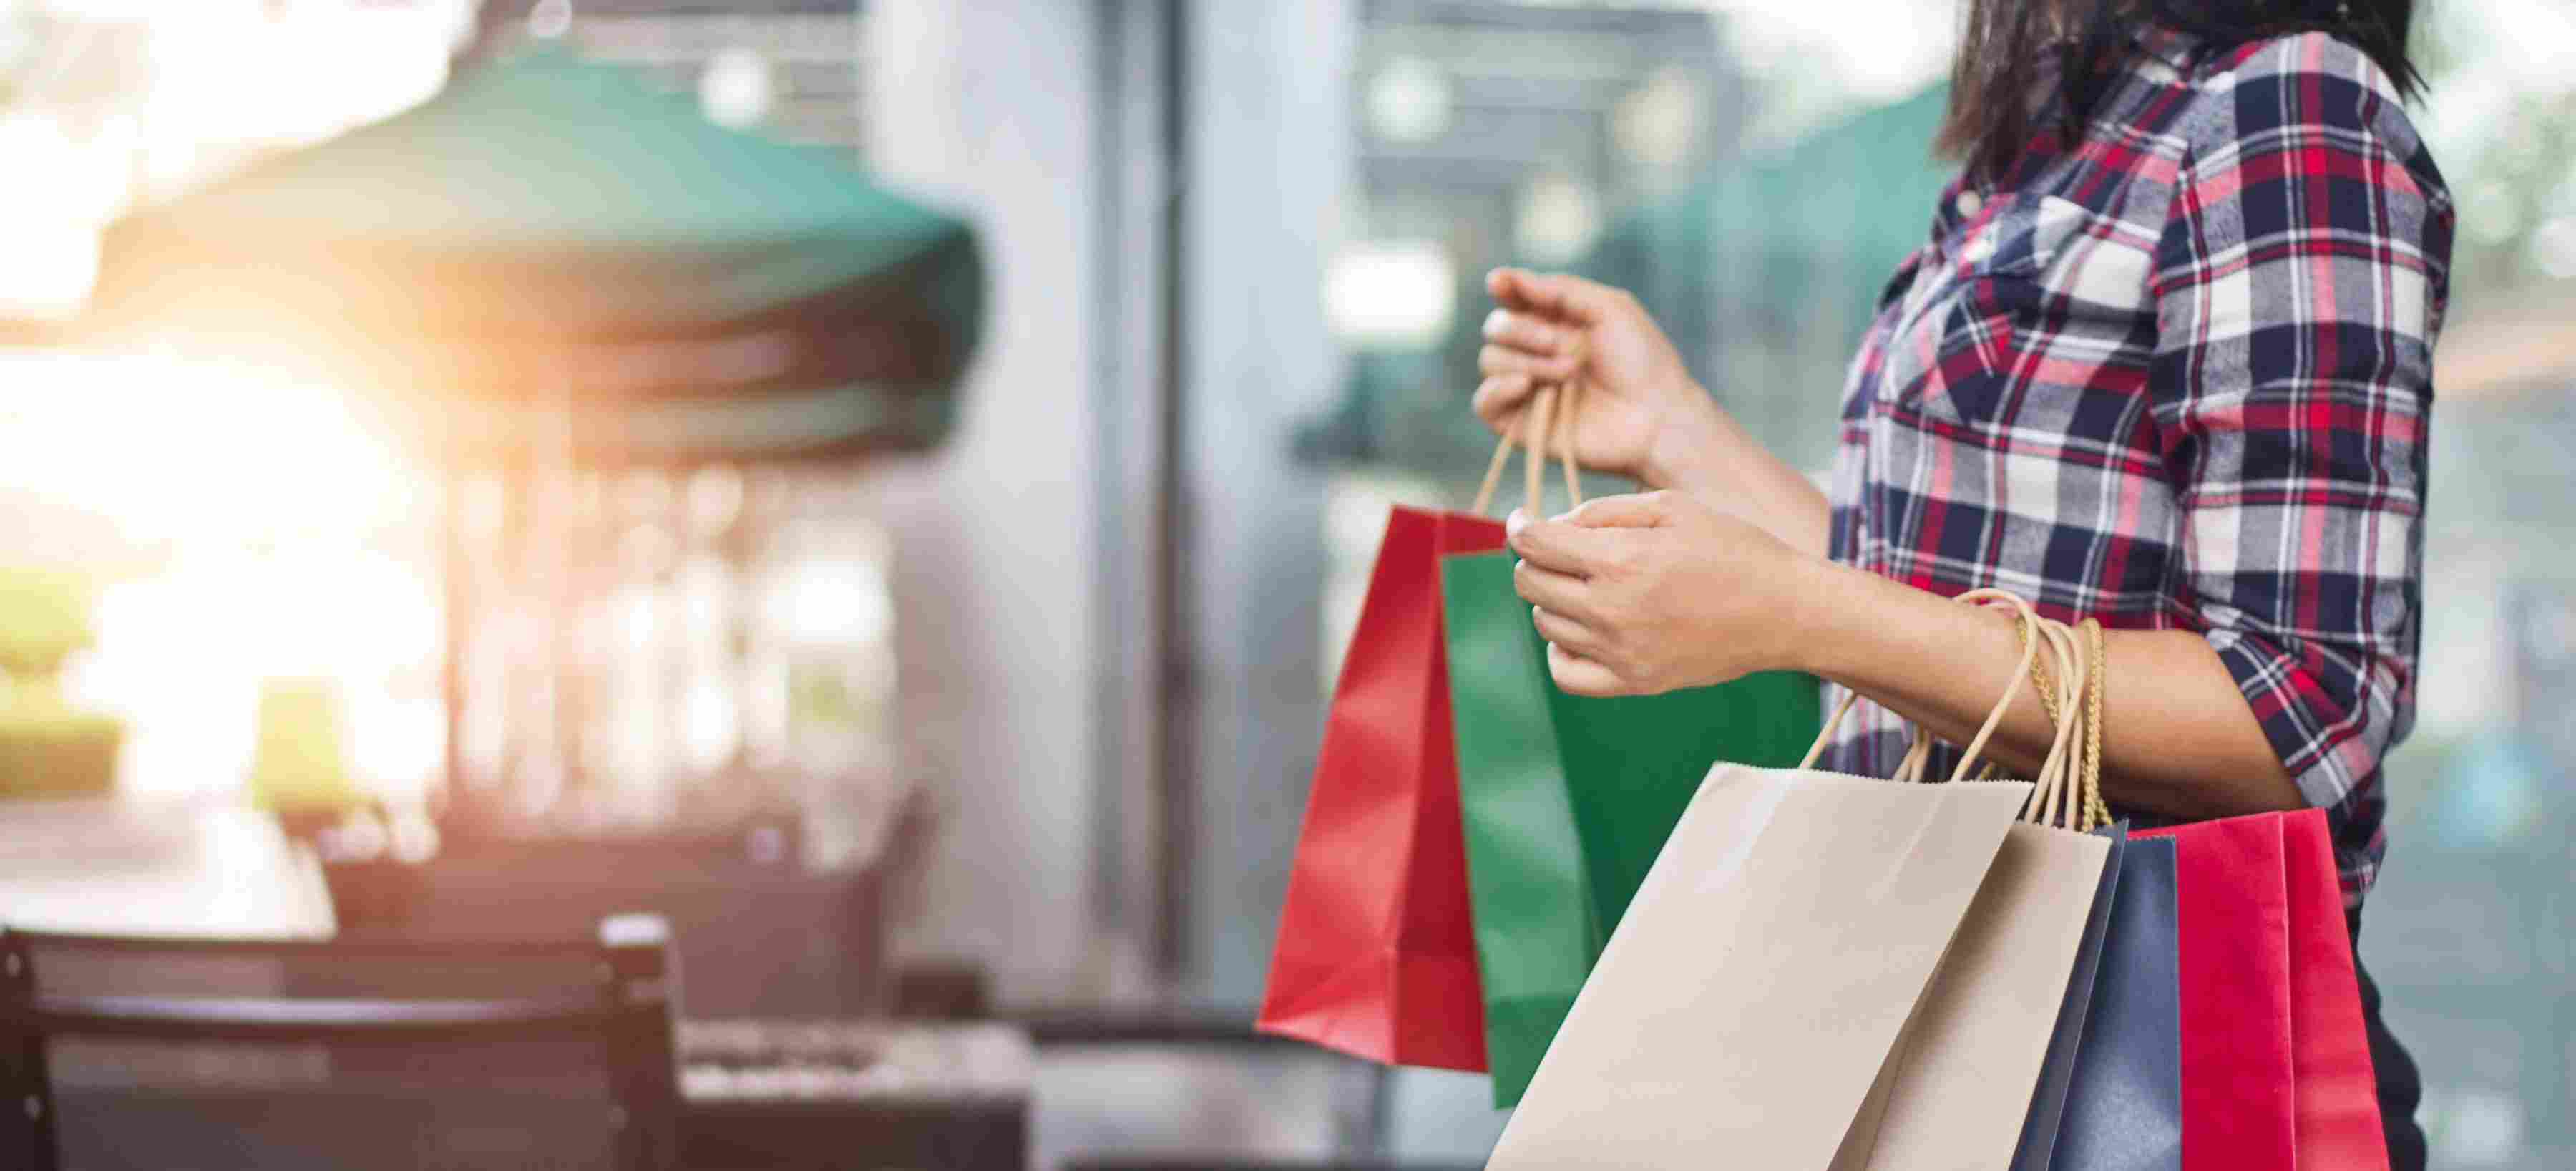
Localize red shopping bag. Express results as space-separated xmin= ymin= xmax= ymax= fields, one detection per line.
xmin=2135 ymin=809 xmax=2386 ymax=1171
xmin=2282 ymin=809 xmax=2391 ymax=1168
xmin=1256 ymin=504 xmax=1503 ymax=1071
xmin=2134 ymin=815 xmax=2294 ymax=1171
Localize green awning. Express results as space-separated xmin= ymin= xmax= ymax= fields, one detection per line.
xmin=54 ymin=45 xmax=985 ymax=463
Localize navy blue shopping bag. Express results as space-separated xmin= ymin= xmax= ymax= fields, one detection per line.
xmin=2011 ymin=826 xmax=2129 ymax=1171
xmin=2044 ymin=832 xmax=2184 ymax=1171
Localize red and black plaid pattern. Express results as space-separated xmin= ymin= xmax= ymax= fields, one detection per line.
xmin=1823 ymin=28 xmax=2455 ymax=907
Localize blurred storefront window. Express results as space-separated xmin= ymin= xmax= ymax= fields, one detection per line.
xmin=1299 ymin=2 xmax=1757 ymax=631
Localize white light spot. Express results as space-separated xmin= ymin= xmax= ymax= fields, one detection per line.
xmin=700 ymin=47 xmax=774 ymax=129
xmin=1516 ymin=173 xmax=1602 ymax=266
xmin=1615 ymin=67 xmax=1702 ymax=170
xmin=1367 ymin=56 xmax=1451 ymax=145
xmin=528 ymin=0 xmax=572 ymax=41
xmin=1323 ymin=240 xmax=1457 ymax=351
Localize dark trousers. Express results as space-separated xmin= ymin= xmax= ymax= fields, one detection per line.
xmin=2351 ymin=913 xmax=2429 ymax=1171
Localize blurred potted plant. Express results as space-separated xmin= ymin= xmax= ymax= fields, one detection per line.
xmin=0 ymin=568 xmax=125 ymax=800
xmin=247 ymin=677 xmax=369 ymax=840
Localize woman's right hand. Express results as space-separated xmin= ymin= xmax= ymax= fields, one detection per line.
xmin=1475 ymin=268 xmax=1723 ymax=488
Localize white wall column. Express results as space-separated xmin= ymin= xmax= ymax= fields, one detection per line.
xmin=861 ymin=0 xmax=1103 ymax=1005
xmin=1182 ymin=0 xmax=1354 ymax=999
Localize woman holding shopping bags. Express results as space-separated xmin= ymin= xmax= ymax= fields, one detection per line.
xmin=1473 ymin=1 xmax=2447 ymax=1165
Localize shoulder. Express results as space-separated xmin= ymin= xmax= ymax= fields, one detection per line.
xmin=2147 ymin=31 xmax=2456 ymax=329
xmin=2180 ymin=31 xmax=2447 ymax=203
xmin=2214 ymin=30 xmax=2409 ymax=98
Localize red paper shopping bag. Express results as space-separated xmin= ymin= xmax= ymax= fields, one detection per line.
xmin=1256 ymin=504 xmax=1504 ymax=1071
xmin=2135 ymin=815 xmax=2295 ymax=1171
xmin=2135 ymin=809 xmax=2387 ymax=1171
xmin=2282 ymin=809 xmax=2391 ymax=1168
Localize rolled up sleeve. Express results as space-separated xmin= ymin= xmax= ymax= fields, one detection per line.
xmin=2147 ymin=33 xmax=2454 ymax=810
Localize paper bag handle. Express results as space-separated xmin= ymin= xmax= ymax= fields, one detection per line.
xmin=1795 ymin=587 xmax=2045 ymax=781
xmin=1933 ymin=590 xmax=2076 ymax=789
xmin=1890 ymin=593 xmax=2086 ymax=801
xmin=1985 ymin=614 xmax=2110 ymax=830
xmin=1893 ymin=604 xmax=2099 ymax=829
xmin=2019 ymin=616 xmax=2111 ymax=830
xmin=1470 ymin=349 xmax=1589 ymax=519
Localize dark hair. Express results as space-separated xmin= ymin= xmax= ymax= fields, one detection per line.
xmin=1937 ymin=1 xmax=2424 ymax=183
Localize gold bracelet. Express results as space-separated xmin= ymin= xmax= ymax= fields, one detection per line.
xmin=2081 ymin=618 xmax=2112 ymax=831
xmin=2016 ymin=616 xmax=2062 ymax=727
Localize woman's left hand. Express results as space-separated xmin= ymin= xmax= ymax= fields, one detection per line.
xmin=1508 ymin=490 xmax=1820 ymax=697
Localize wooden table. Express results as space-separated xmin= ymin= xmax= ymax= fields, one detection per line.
xmin=680 ymin=1020 xmax=1033 ymax=1171
xmin=0 ymin=795 xmax=334 ymax=939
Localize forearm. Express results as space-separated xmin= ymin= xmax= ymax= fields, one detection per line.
xmin=1785 ymin=558 xmax=2303 ymax=818
xmin=1641 ymin=391 xmax=1832 ymax=558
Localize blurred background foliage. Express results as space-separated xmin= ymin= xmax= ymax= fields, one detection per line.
xmin=0 ymin=565 xmax=122 ymax=800
xmin=2419 ymin=6 xmax=2576 ymax=293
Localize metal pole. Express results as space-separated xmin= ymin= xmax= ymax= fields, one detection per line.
xmin=1148 ymin=0 xmax=1196 ymax=986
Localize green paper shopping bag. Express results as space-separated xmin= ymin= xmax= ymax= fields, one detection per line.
xmin=1434 ymin=386 xmax=1821 ymax=1106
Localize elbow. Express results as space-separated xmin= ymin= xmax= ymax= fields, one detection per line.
xmin=2209 ymin=626 xmax=2411 ymax=813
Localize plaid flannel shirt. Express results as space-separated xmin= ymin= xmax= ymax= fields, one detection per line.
xmin=1821 ymin=27 xmax=2455 ymax=907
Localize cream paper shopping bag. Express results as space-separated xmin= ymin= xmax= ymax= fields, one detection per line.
xmin=1832 ymin=597 xmax=2116 ymax=1171
xmin=1488 ymin=597 xmax=2057 ymax=1171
